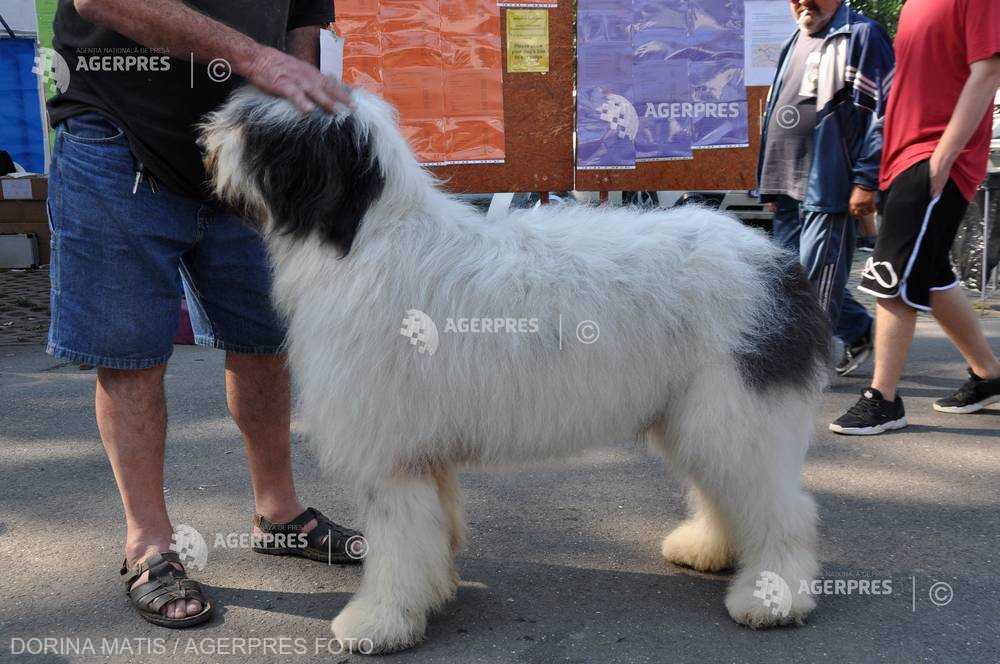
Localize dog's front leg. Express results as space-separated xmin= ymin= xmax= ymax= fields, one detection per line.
xmin=333 ymin=471 xmax=455 ymax=654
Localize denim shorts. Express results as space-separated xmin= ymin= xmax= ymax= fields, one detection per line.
xmin=47 ymin=113 xmax=286 ymax=369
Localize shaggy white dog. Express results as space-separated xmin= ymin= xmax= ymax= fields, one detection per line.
xmin=200 ymin=86 xmax=829 ymax=654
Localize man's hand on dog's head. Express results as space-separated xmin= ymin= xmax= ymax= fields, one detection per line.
xmin=245 ymin=46 xmax=352 ymax=114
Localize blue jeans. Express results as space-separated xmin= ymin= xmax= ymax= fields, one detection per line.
xmin=47 ymin=113 xmax=286 ymax=369
xmin=772 ymin=195 xmax=872 ymax=346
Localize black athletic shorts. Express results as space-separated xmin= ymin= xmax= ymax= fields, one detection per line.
xmin=859 ymin=159 xmax=969 ymax=311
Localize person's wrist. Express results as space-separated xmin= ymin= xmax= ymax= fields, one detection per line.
xmin=233 ymin=41 xmax=273 ymax=82
xmin=930 ymin=146 xmax=957 ymax=170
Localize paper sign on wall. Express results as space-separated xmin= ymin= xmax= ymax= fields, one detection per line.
xmin=319 ymin=28 xmax=345 ymax=80
xmin=498 ymin=2 xmax=557 ymax=7
xmin=745 ymin=1 xmax=797 ymax=86
xmin=506 ymin=10 xmax=549 ymax=73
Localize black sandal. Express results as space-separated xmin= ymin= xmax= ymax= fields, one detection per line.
xmin=120 ymin=551 xmax=214 ymax=628
xmin=253 ymin=507 xmax=365 ymax=565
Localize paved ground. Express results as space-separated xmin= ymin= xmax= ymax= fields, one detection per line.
xmin=1 ymin=311 xmax=998 ymax=663
xmin=0 ymin=270 xmax=51 ymax=346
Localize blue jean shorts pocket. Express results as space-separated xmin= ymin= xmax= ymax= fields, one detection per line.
xmin=55 ymin=114 xmax=135 ymax=184
xmin=60 ymin=113 xmax=125 ymax=143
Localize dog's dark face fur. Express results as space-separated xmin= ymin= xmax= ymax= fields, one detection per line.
xmin=201 ymin=89 xmax=385 ymax=257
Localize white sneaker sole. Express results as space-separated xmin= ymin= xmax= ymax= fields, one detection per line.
xmin=829 ymin=416 xmax=907 ymax=436
xmin=933 ymin=394 xmax=1000 ymax=414
xmin=836 ymin=347 xmax=872 ymax=377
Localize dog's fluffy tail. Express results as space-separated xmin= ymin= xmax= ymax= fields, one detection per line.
xmin=734 ymin=253 xmax=832 ymax=395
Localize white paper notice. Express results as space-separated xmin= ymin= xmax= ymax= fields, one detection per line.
xmin=1 ymin=179 xmax=33 ymax=200
xmin=744 ymin=1 xmax=798 ymax=86
xmin=320 ymin=29 xmax=345 ymax=81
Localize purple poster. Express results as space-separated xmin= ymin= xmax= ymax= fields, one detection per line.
xmin=577 ymin=0 xmax=748 ymax=169
xmin=577 ymin=4 xmax=637 ymax=169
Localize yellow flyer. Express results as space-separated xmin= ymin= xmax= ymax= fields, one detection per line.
xmin=506 ymin=9 xmax=549 ymax=73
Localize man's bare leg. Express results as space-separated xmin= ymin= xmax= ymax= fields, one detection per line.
xmin=97 ymin=366 xmax=200 ymax=619
xmin=870 ymin=297 xmax=919 ymax=400
xmin=99 ymin=354 xmax=326 ymax=624
xmin=225 ymin=353 xmax=320 ymax=537
xmin=929 ymin=286 xmax=1000 ymax=379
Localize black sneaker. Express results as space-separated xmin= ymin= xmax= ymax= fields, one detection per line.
xmin=829 ymin=388 xmax=906 ymax=435
xmin=836 ymin=326 xmax=874 ymax=377
xmin=933 ymin=369 xmax=1000 ymax=414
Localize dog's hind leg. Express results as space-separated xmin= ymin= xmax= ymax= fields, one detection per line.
xmin=431 ymin=461 xmax=466 ymax=555
xmin=646 ymin=418 xmax=735 ymax=573
xmin=661 ymin=484 xmax=735 ymax=573
xmin=332 ymin=467 xmax=456 ymax=654
xmin=431 ymin=460 xmax=466 ymax=592
xmin=665 ymin=374 xmax=819 ymax=628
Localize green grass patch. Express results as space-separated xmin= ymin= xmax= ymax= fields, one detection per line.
xmin=35 ymin=0 xmax=59 ymax=142
xmin=36 ymin=0 xmax=57 ymax=50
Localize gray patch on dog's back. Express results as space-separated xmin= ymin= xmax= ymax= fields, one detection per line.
xmin=735 ymin=255 xmax=831 ymax=392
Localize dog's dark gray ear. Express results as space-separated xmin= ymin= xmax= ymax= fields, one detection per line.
xmin=247 ymin=113 xmax=384 ymax=257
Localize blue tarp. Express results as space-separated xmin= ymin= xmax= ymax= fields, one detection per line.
xmin=0 ymin=38 xmax=46 ymax=173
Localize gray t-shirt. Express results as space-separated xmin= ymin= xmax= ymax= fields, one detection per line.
xmin=759 ymin=28 xmax=827 ymax=201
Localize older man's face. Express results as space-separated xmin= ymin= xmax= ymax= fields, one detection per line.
xmin=789 ymin=0 xmax=841 ymax=32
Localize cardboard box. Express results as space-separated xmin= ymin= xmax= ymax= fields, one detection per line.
xmin=0 ymin=175 xmax=50 ymax=264
xmin=0 ymin=175 xmax=48 ymax=201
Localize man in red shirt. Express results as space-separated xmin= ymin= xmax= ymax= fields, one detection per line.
xmin=831 ymin=0 xmax=1000 ymax=435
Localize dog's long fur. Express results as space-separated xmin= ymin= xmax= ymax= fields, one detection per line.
xmin=201 ymin=87 xmax=830 ymax=654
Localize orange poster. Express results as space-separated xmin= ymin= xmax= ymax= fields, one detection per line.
xmin=336 ymin=0 xmax=506 ymax=165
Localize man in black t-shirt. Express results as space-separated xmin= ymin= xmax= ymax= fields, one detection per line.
xmin=45 ymin=0 xmax=359 ymax=627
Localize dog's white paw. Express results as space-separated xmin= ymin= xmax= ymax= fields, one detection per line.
xmin=332 ymin=598 xmax=426 ymax=655
xmin=724 ymin=574 xmax=815 ymax=628
xmin=661 ymin=520 xmax=734 ymax=572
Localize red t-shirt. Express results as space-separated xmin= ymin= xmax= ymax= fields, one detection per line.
xmin=880 ymin=0 xmax=1000 ymax=201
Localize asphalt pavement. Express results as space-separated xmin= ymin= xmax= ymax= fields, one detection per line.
xmin=1 ymin=316 xmax=998 ymax=664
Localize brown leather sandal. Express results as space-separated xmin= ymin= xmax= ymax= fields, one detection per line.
xmin=120 ymin=551 xmax=213 ymax=628
xmin=252 ymin=507 xmax=365 ymax=565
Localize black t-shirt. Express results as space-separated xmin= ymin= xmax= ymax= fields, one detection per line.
xmin=47 ymin=0 xmax=334 ymax=200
